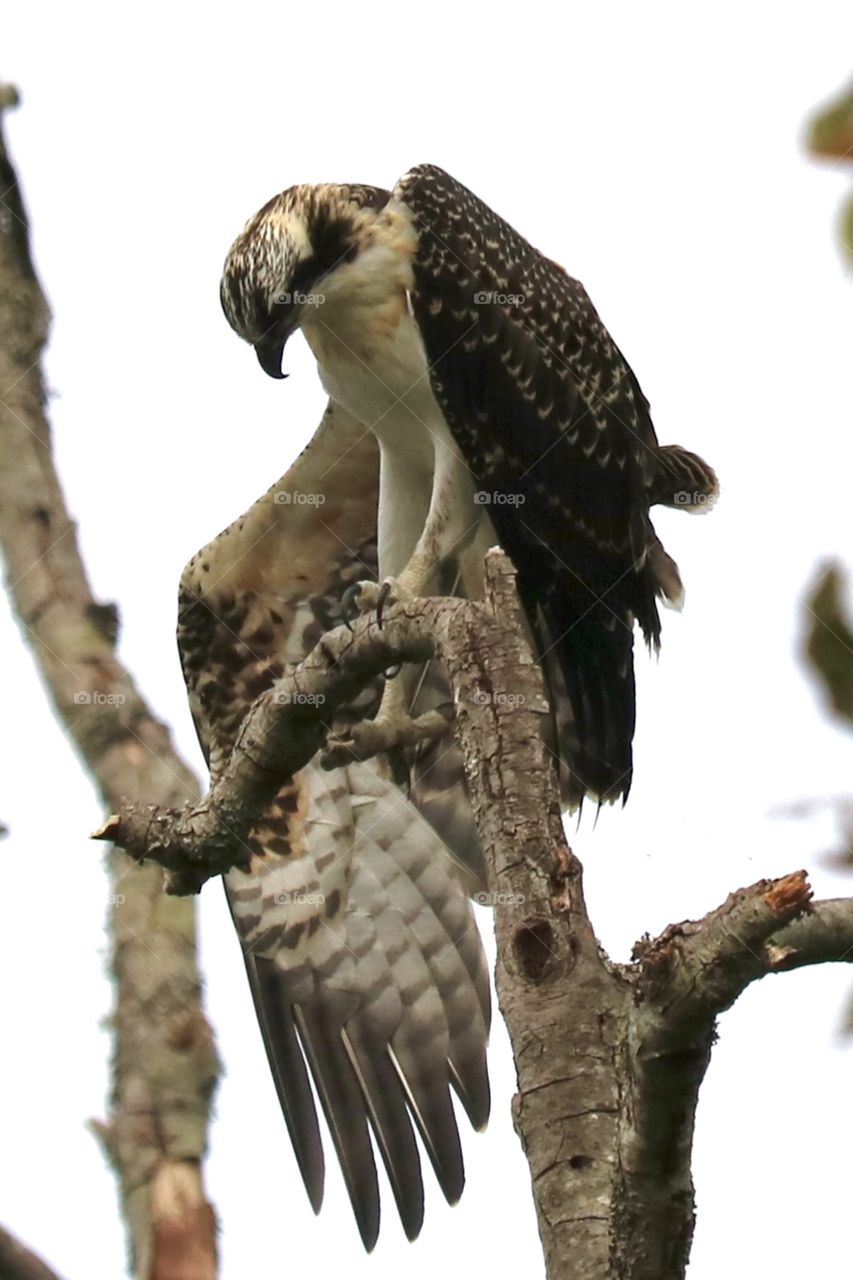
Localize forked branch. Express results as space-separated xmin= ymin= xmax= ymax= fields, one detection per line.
xmin=99 ymin=548 xmax=853 ymax=1279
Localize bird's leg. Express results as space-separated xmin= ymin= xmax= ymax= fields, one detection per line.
xmin=329 ymin=442 xmax=479 ymax=762
xmin=342 ymin=438 xmax=482 ymax=628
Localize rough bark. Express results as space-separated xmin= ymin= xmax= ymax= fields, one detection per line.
xmin=0 ymin=92 xmax=219 ymax=1279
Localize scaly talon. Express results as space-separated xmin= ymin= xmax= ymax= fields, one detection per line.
xmin=341 ymin=580 xmax=379 ymax=629
xmin=375 ymin=580 xmax=393 ymax=628
xmin=340 ymin=576 xmax=410 ymax=630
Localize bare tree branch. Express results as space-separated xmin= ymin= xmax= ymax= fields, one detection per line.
xmin=94 ymin=599 xmax=440 ymax=891
xmin=635 ymin=870 xmax=816 ymax=1031
xmin=0 ymin=1226 xmax=65 ymax=1280
xmin=769 ymin=897 xmax=853 ymax=968
xmin=0 ymin=91 xmax=219 ymax=1279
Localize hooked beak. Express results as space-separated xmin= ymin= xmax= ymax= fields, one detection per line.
xmin=255 ymin=337 xmax=288 ymax=379
xmin=254 ymin=313 xmax=299 ymax=379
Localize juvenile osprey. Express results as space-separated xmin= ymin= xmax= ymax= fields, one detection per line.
xmin=201 ymin=165 xmax=717 ymax=1246
xmin=221 ymin=163 xmax=717 ymax=805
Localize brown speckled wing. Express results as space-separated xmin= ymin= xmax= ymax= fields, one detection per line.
xmin=177 ymin=400 xmax=490 ymax=1248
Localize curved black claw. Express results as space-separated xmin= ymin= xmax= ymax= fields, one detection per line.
xmin=341 ymin=583 xmax=364 ymax=632
xmin=375 ymin=580 xmax=393 ymax=629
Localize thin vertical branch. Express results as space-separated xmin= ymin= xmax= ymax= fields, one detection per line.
xmin=0 ymin=91 xmax=219 ymax=1279
xmin=0 ymin=1225 xmax=65 ymax=1280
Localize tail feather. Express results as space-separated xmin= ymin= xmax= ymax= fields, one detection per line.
xmin=534 ymin=591 xmax=638 ymax=808
xmin=648 ymin=444 xmax=719 ymax=512
xmin=648 ymin=539 xmax=685 ymax=611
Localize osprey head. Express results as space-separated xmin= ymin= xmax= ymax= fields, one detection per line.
xmin=220 ymin=184 xmax=393 ymax=379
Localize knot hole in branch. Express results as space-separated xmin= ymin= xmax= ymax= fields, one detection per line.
xmin=512 ymin=917 xmax=564 ymax=982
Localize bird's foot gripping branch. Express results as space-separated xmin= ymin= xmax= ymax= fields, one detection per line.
xmin=92 ymin=593 xmax=449 ymax=892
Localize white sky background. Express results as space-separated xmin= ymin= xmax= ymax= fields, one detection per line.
xmin=2 ymin=3 xmax=853 ymax=1277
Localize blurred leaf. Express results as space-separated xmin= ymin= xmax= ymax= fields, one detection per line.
xmin=844 ymin=990 xmax=853 ymax=1036
xmin=806 ymin=81 xmax=853 ymax=262
xmin=807 ymin=82 xmax=853 ymax=159
xmin=803 ymin=561 xmax=853 ymax=726
xmin=840 ymin=197 xmax=853 ymax=262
